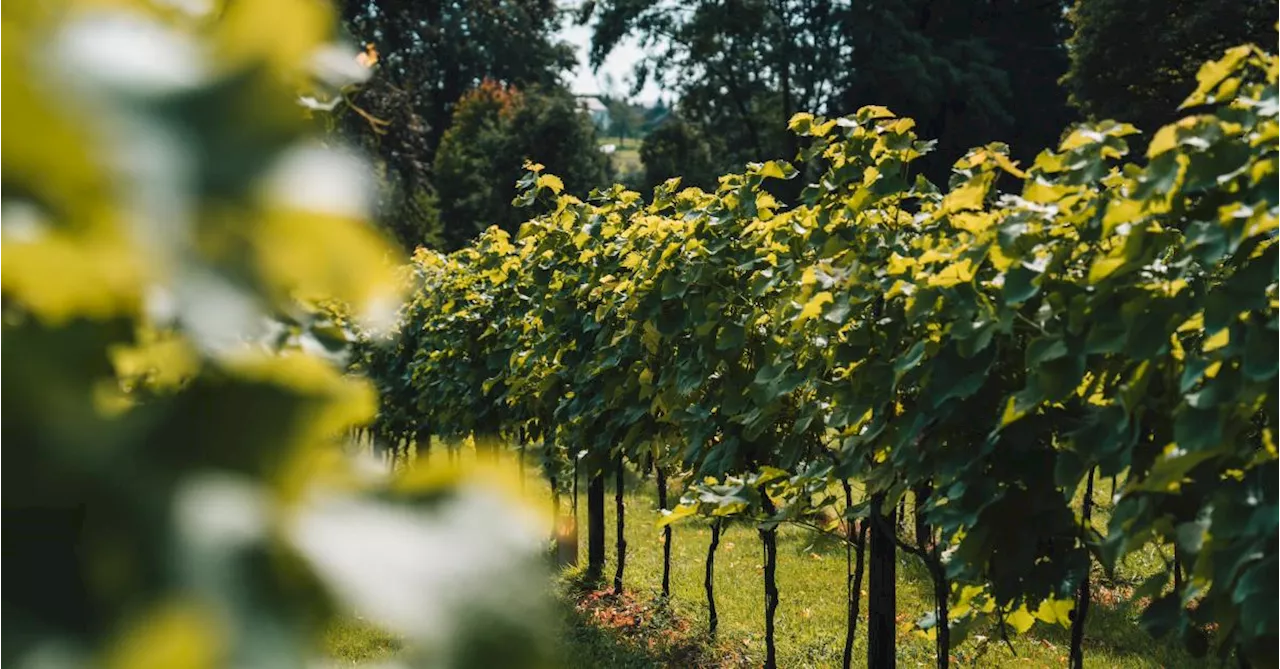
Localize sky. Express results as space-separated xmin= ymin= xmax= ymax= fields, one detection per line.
xmin=557 ymin=13 xmax=666 ymax=105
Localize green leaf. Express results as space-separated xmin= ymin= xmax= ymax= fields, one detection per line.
xmin=716 ymin=321 xmax=745 ymax=351
xmin=1138 ymin=595 xmax=1181 ymax=638
xmin=753 ymin=362 xmax=805 ymax=402
xmin=1032 ymin=354 xmax=1085 ymax=403
xmin=1026 ymin=337 xmax=1068 ymax=366
xmin=755 ymin=466 xmax=789 ymax=486
xmin=893 ymin=341 xmax=927 ymax=378
xmin=928 ymin=258 xmax=977 ymax=287
xmin=1002 ymin=267 xmax=1040 ymax=304
xmin=657 ymin=307 xmax=685 ymax=337
xmin=1182 ymin=45 xmax=1251 ymax=107
xmin=1133 ymin=446 xmax=1219 ymax=493
xmin=1173 ymin=407 xmax=1223 ymax=452
xmin=1243 ymin=324 xmax=1278 ymax=381
xmin=1088 ymin=255 xmax=1126 ymax=284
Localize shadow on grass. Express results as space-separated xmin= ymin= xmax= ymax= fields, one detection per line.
xmin=554 ymin=574 xmax=736 ymax=669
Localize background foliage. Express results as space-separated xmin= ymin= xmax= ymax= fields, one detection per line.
xmin=1064 ymin=0 xmax=1277 ymax=135
xmin=435 ymin=81 xmax=612 ymax=249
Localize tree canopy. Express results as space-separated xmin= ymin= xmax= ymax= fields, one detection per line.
xmin=588 ymin=0 xmax=1076 ymax=184
xmin=1063 ymin=0 xmax=1278 ymax=134
xmin=434 ymin=82 xmax=611 ymax=249
xmin=335 ymin=0 xmax=578 ymax=249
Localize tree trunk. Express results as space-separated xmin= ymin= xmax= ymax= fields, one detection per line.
xmin=868 ymin=494 xmax=897 ymax=669
xmin=843 ymin=480 xmax=868 ymax=669
xmin=706 ymin=519 xmax=722 ymax=638
xmin=587 ymin=472 xmax=606 ymax=584
xmin=518 ymin=427 xmax=527 ymax=493
xmin=553 ymin=471 xmax=580 ymax=568
xmin=913 ymin=482 xmax=932 ymax=548
xmin=613 ymin=455 xmax=627 ymax=595
xmin=760 ymin=486 xmax=780 ymax=669
xmin=551 ymin=474 xmax=560 ymax=529
xmin=1069 ymin=468 xmax=1096 ymax=669
xmin=932 ymin=563 xmax=950 ymax=669
xmin=913 ymin=481 xmax=950 ymax=669
xmin=657 ymin=465 xmax=672 ymax=598
xmin=415 ymin=429 xmax=431 ymax=464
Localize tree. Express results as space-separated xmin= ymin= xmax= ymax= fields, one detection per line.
xmin=368 ymin=160 xmax=446 ymax=251
xmin=339 ymin=0 xmax=575 ymax=159
xmin=588 ymin=0 xmax=851 ymax=169
xmin=637 ymin=117 xmax=718 ymax=193
xmin=1063 ymin=0 xmax=1277 ymax=134
xmin=836 ymin=0 xmax=1076 ymax=181
xmin=599 ymin=94 xmax=646 ymax=142
xmin=587 ymin=0 xmax=1076 ymax=186
xmin=433 ymin=82 xmax=611 ymax=249
xmin=336 ymin=0 xmax=577 ymax=249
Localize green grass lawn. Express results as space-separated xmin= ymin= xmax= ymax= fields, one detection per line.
xmin=600 ymin=136 xmax=644 ymax=151
xmin=554 ymin=470 xmax=1222 ymax=669
xmin=599 ymin=136 xmax=644 ymax=179
xmin=322 ymin=617 xmax=401 ymax=665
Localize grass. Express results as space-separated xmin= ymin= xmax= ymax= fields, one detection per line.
xmin=600 ymin=136 xmax=644 ymax=151
xmin=322 ymin=617 xmax=401 ymax=665
xmin=599 ymin=136 xmax=644 ymax=178
xmin=554 ymin=469 xmax=1223 ymax=669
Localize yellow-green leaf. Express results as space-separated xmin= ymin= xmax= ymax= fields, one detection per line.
xmin=1183 ymin=45 xmax=1252 ymax=108
xmin=941 ymin=172 xmax=993 ymax=213
xmin=928 ymin=258 xmax=976 ymax=287
xmin=1088 ymin=255 xmax=1125 ymax=284
xmin=1005 ymin=606 xmax=1036 ymax=634
xmin=656 ymin=504 xmax=698 ymax=528
xmin=1147 ymin=125 xmax=1179 ymax=158
xmin=536 ymin=173 xmax=564 ymax=194
xmin=1202 ymin=328 xmax=1230 ymax=352
xmin=1034 ymin=598 xmax=1075 ymax=626
xmin=796 ymin=291 xmax=834 ymax=325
